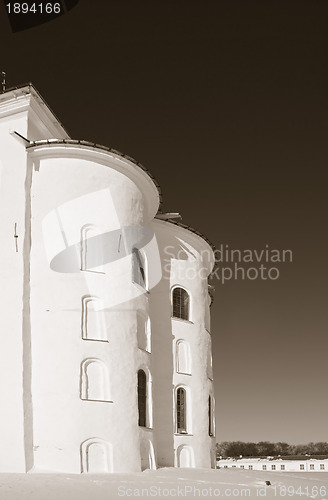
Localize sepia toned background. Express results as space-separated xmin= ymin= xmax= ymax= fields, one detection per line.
xmin=1 ymin=0 xmax=327 ymax=445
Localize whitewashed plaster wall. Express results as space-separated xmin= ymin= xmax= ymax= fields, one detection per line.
xmin=150 ymin=220 xmax=216 ymax=469
xmin=0 ymin=111 xmax=29 ymax=472
xmin=28 ymin=146 xmax=159 ymax=473
xmin=0 ymin=86 xmax=216 ymax=474
xmin=0 ymin=88 xmax=67 ymax=472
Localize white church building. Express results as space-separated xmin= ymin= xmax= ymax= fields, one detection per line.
xmin=0 ymin=84 xmax=215 ymax=474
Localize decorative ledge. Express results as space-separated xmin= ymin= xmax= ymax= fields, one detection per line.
xmin=81 ymin=399 xmax=113 ymax=403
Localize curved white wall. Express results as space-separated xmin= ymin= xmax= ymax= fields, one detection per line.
xmin=28 ymin=146 xmax=158 ymax=473
xmin=150 ymin=220 xmax=215 ymax=468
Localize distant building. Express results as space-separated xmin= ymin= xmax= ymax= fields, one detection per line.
xmin=217 ymin=458 xmax=328 ymax=472
xmin=0 ymin=84 xmax=215 ymax=473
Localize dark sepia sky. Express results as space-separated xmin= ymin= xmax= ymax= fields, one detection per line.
xmin=1 ymin=0 xmax=327 ymax=445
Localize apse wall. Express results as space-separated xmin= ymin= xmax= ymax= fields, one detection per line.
xmin=28 ymin=144 xmax=160 ymax=473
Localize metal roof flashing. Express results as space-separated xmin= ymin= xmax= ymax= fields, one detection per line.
xmin=154 ymin=216 xmax=216 ymax=256
xmin=27 ymin=139 xmax=163 ymax=210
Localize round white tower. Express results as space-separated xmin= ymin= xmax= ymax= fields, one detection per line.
xmin=28 ymin=141 xmax=160 ymax=473
xmin=150 ymin=219 xmax=216 ymax=469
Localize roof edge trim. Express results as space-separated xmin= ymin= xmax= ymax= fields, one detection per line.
xmin=27 ymin=138 xmax=163 ymax=208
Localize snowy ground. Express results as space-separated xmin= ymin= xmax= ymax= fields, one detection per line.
xmin=0 ymin=468 xmax=327 ymax=499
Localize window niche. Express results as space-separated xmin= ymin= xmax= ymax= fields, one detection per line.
xmin=207 ymin=340 xmax=213 ymax=380
xmin=80 ymin=358 xmax=111 ymax=402
xmin=81 ymin=296 xmax=107 ymax=341
xmin=81 ymin=224 xmax=105 ymax=273
xmin=137 ymin=310 xmax=151 ymax=352
xmin=176 ymin=340 xmax=191 ymax=375
xmin=81 ymin=438 xmax=113 ymax=473
xmin=177 ymin=445 xmax=195 ymax=468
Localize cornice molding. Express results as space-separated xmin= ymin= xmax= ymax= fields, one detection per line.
xmin=0 ymin=86 xmax=68 ymax=139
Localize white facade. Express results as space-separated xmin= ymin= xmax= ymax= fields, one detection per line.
xmin=217 ymin=458 xmax=328 ymax=472
xmin=0 ymin=85 xmax=215 ymax=473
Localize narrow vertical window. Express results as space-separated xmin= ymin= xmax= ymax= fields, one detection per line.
xmin=177 ymin=387 xmax=187 ymax=433
xmin=138 ymin=369 xmax=147 ymax=427
xmin=132 ymin=248 xmax=146 ymax=288
xmin=208 ymin=395 xmax=215 ymax=437
xmin=172 ymin=287 xmax=190 ymax=321
xmin=208 ymin=396 xmax=214 ymax=436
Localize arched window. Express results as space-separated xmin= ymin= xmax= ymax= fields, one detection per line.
xmin=132 ymin=248 xmax=146 ymax=288
xmin=176 ymin=340 xmax=191 ymax=374
xmin=176 ymin=387 xmax=187 ymax=433
xmin=138 ymin=369 xmax=147 ymax=427
xmin=172 ymin=287 xmax=190 ymax=321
